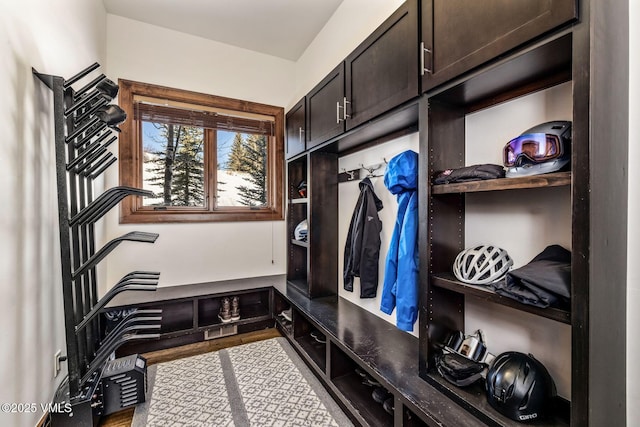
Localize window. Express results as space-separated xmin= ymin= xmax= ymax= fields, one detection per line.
xmin=118 ymin=80 xmax=284 ymax=223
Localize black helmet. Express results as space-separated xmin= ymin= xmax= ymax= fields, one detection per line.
xmin=485 ymin=352 xmax=556 ymax=422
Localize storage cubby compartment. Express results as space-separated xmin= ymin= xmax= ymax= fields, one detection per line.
xmin=273 ymin=291 xmax=293 ymax=336
xmin=420 ymin=31 xmax=576 ymax=426
xmin=288 ymin=155 xmax=308 ymax=201
xmin=330 ymin=343 xmax=393 ymax=427
xmin=149 ymin=300 xmax=194 ymax=334
xmin=403 ymin=406 xmax=428 ymax=427
xmin=197 ymin=289 xmax=270 ymax=327
xmin=293 ymin=311 xmax=326 ymax=372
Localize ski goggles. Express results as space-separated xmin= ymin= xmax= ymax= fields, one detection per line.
xmin=503 ymin=133 xmax=564 ymax=167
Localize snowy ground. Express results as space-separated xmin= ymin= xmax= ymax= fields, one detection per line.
xmin=142 ymin=166 xmax=257 ymax=207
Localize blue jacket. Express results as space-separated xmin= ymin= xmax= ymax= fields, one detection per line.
xmin=380 ymin=150 xmax=419 ymax=331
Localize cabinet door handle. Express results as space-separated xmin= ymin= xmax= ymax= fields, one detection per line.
xmin=337 ymin=98 xmax=350 ymax=123
xmin=299 ymin=127 xmax=304 ymax=142
xmin=421 ymin=41 xmax=433 ymax=75
xmin=343 ymin=97 xmax=350 ymax=120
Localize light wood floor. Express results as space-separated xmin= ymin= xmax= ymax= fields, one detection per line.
xmin=100 ymin=328 xmax=282 ymax=427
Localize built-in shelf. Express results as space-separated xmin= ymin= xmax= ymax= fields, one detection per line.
xmin=286 ymin=279 xmax=308 ymax=296
xmin=296 ymin=333 xmax=326 ymax=372
xmin=290 ymin=197 xmax=308 ymax=204
xmin=290 ymin=239 xmax=309 ymax=248
xmin=431 ymin=171 xmax=571 ymax=195
xmin=431 ymin=273 xmax=571 ymax=324
xmin=424 ymin=369 xmax=570 ymax=427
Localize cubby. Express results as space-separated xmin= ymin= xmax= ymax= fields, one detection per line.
xmin=330 ymin=343 xmax=394 ymax=427
xmin=197 ymin=290 xmax=270 ymax=328
xmin=273 ymin=291 xmax=293 ymax=336
xmin=402 ymin=408 xmax=428 ymax=427
xmin=293 ymin=313 xmax=327 ymax=372
xmin=419 ymin=31 xmax=577 ymax=425
xmin=286 ymin=151 xmax=338 ymax=298
xmin=109 ymin=285 xmax=274 ymax=355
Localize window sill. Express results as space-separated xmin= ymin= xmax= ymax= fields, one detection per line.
xmin=120 ymin=208 xmax=284 ymax=224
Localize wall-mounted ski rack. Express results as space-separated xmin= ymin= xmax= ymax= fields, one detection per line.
xmin=33 ymin=63 xmax=162 ymax=408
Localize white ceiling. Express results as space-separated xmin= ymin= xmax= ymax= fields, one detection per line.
xmin=102 ymin=0 xmax=344 ymax=61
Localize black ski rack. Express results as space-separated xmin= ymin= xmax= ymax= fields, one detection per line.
xmin=34 ymin=63 xmax=162 ymax=417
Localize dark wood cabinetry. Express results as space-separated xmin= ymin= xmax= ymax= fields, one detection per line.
xmin=285 ymin=0 xmax=628 ymax=425
xmin=109 ymin=285 xmax=274 ymax=355
xmin=286 ymin=152 xmax=338 ymax=298
xmin=420 ymin=0 xmax=577 ymax=91
xmin=304 ymin=0 xmax=420 ymax=150
xmin=306 ymin=63 xmax=345 ymax=149
xmin=285 ymin=97 xmax=306 ymax=159
xmin=345 ymin=0 xmax=419 ymax=130
xmin=273 ymin=287 xmax=486 ymax=427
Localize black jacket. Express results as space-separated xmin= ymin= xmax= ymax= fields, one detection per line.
xmin=343 ymin=178 xmax=383 ymax=298
xmin=490 ymin=245 xmax=571 ymax=308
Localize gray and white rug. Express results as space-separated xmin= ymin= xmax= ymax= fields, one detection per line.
xmin=132 ymin=337 xmax=353 ymax=426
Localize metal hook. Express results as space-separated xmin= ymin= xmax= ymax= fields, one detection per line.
xmin=341 ymin=168 xmax=356 ymax=180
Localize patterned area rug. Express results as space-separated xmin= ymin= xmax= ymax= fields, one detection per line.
xmin=132 ymin=337 xmax=353 ymax=426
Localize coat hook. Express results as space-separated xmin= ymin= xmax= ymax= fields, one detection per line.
xmin=341 ymin=168 xmax=356 ymax=180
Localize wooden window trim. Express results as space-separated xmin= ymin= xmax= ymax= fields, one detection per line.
xmin=118 ymin=79 xmax=284 ymax=223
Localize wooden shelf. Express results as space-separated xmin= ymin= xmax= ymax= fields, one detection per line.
xmin=431 ymin=273 xmax=571 ymax=324
xmin=290 ymin=239 xmax=309 ymax=248
xmin=197 ymin=305 xmax=271 ymax=328
xmin=424 ymin=369 xmax=570 ymax=427
xmin=295 ymin=333 xmax=327 ymax=372
xmin=332 ymin=372 xmax=394 ymax=427
xmin=431 ymin=171 xmax=571 ymax=195
xmin=286 ymin=279 xmax=308 ymax=296
xmin=274 ymin=286 xmax=488 ymax=426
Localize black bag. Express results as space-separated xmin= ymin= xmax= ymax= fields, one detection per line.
xmin=434 ymin=164 xmax=505 ymax=184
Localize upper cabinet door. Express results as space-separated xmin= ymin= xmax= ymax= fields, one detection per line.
xmin=421 ymin=0 xmax=578 ymax=92
xmin=285 ymin=98 xmax=306 ymax=159
xmin=345 ymin=0 xmax=419 ymax=131
xmin=306 ymin=63 xmax=345 ymax=150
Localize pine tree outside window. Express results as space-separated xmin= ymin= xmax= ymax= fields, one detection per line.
xmin=118 ymin=80 xmax=284 ymax=223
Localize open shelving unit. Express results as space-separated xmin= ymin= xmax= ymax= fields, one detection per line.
xmin=111 ymin=286 xmax=274 ymax=355
xmin=281 ymin=0 xmax=628 ymax=425
xmin=418 ymin=32 xmax=578 ymax=425
xmin=272 ymin=286 xmax=488 ymax=427
xmin=431 ymin=171 xmax=571 ymax=195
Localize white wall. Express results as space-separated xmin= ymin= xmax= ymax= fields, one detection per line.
xmin=103 ymin=15 xmax=296 ymax=290
xmin=291 ymin=0 xmax=405 ymax=108
xmin=0 ymin=1 xmax=107 ymax=426
xmin=338 ymin=135 xmax=420 ymax=335
xmin=628 ymin=0 xmax=639 ymax=421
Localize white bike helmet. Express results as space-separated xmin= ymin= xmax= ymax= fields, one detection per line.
xmin=453 ymin=245 xmax=513 ymax=285
xmin=294 ymin=219 xmax=308 ymax=241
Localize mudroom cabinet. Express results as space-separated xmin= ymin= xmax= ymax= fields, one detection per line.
xmin=305 ymin=0 xmax=420 ymax=149
xmin=285 ymin=97 xmax=306 ymax=159
xmin=286 ymin=151 xmax=338 ymax=298
xmin=420 ymin=0 xmax=578 ymax=91
xmin=283 ymin=0 xmax=626 ymax=425
xmin=306 ymin=63 xmax=345 ymax=149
